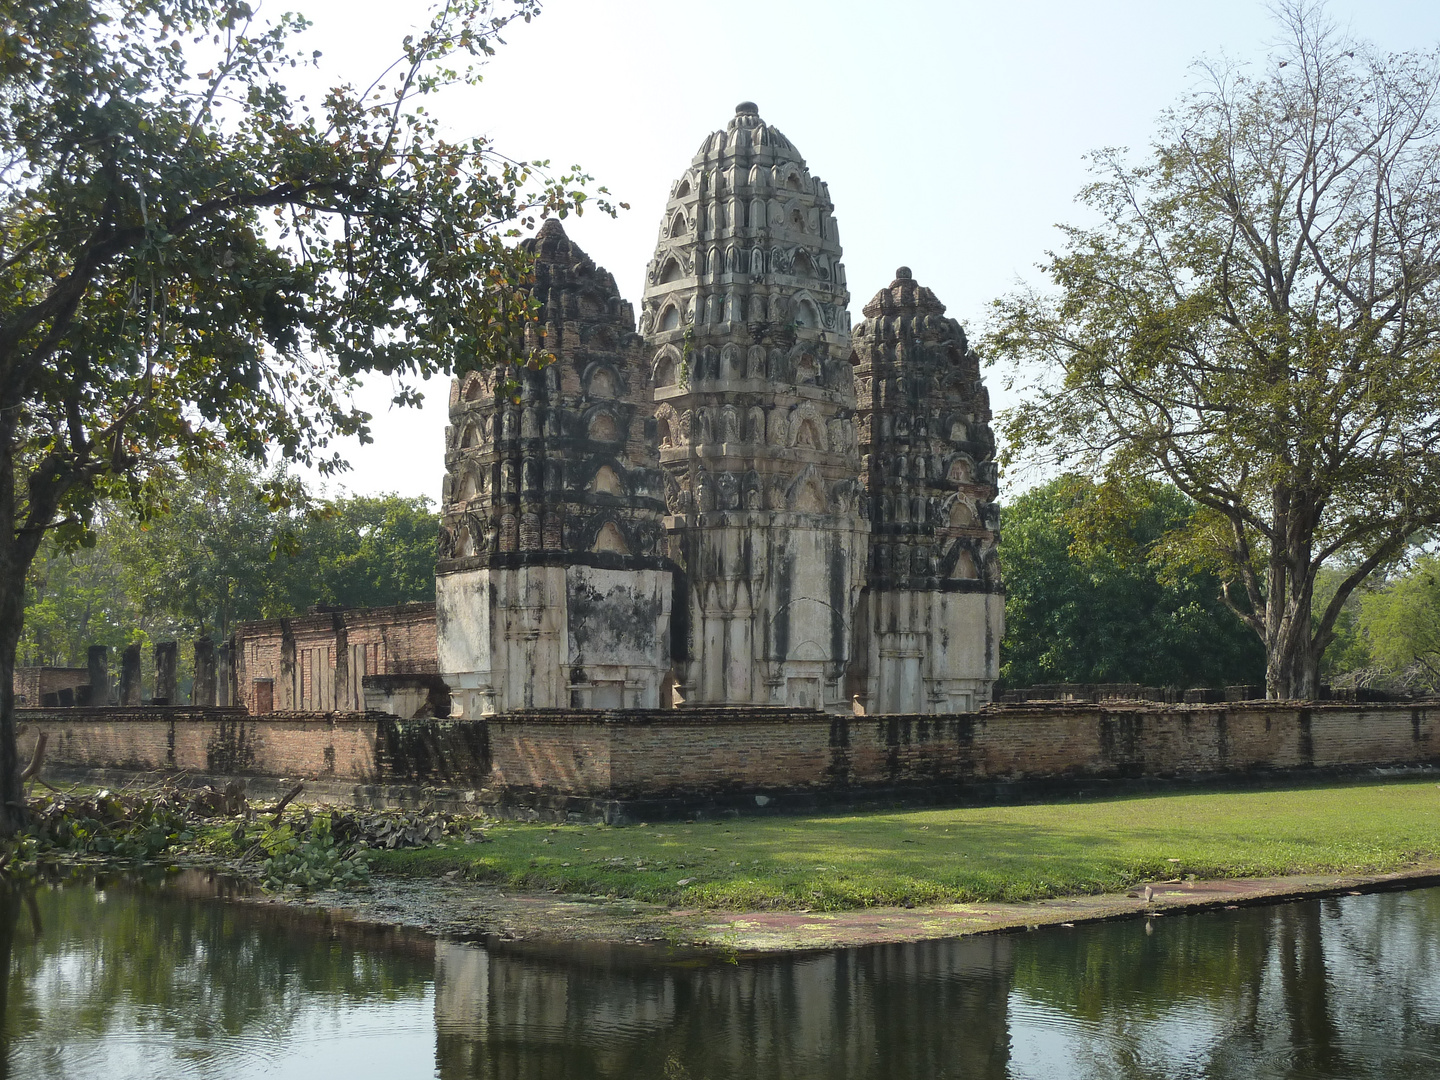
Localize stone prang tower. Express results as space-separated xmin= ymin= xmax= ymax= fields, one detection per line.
xmin=436 ymin=220 xmax=672 ymax=715
xmin=851 ymin=268 xmax=1003 ymax=712
xmin=640 ymin=102 xmax=868 ymax=709
xmin=436 ymin=105 xmax=1002 ymax=716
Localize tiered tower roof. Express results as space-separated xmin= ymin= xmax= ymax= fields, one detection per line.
xmin=853 ymin=267 xmax=1001 ymax=591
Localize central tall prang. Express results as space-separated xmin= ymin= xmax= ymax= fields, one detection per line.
xmin=641 ymin=103 xmax=868 ymax=708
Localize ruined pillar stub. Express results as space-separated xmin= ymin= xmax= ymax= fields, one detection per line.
xmin=217 ymin=640 xmax=234 ymax=707
xmin=193 ymin=636 xmax=217 ymax=707
xmin=119 ymin=643 xmax=142 ymax=706
xmin=86 ymin=645 xmax=109 ymax=706
xmin=153 ymin=640 xmax=178 ymax=705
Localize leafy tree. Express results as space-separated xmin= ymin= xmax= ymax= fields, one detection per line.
xmin=1312 ymin=565 xmax=1373 ymax=682
xmin=111 ymin=462 xmax=309 ymax=640
xmin=290 ymin=493 xmax=439 ymax=611
xmin=20 ymin=462 xmax=439 ymax=672
xmin=19 ymin=521 xmax=136 ymax=666
xmin=987 ymin=2 xmax=1440 ymax=699
xmin=999 ymin=476 xmax=1265 ymax=689
xmin=0 ymin=0 xmax=612 ymax=831
xmin=1357 ymin=554 xmax=1440 ymax=689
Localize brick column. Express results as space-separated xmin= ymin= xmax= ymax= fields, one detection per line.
xmin=119 ymin=643 xmax=142 ymax=705
xmin=193 ymin=637 xmax=217 ymax=706
xmin=154 ymin=641 xmax=178 ymax=705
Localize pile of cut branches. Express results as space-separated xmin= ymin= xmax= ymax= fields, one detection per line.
xmin=0 ymin=777 xmax=485 ymax=892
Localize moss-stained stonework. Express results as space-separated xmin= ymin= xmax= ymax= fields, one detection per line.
xmin=435 ymin=105 xmax=1001 ymax=715
xmin=436 ymin=221 xmax=673 ymax=713
xmin=640 ymin=102 xmax=868 ymax=709
xmin=851 ymin=268 xmax=1004 ymax=712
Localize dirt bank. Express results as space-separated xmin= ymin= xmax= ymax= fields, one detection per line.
xmin=299 ymin=862 xmax=1440 ymax=953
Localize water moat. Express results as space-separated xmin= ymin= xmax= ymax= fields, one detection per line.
xmin=3 ymin=871 xmax=1438 ymax=1078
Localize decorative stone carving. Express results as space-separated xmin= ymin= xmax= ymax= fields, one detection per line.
xmin=436 ymin=110 xmax=1001 ymax=717
xmin=642 ymin=102 xmax=868 ymax=709
xmin=850 ymin=266 xmax=1004 ymax=713
xmin=436 ymin=219 xmax=674 ymax=714
xmin=853 ymin=266 xmax=999 ymax=591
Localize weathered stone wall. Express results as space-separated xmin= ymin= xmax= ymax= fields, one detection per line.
xmin=18 ymin=702 xmax=1440 ymax=811
xmin=479 ymin=702 xmax=1440 ymax=798
xmin=13 ymin=666 xmax=90 ymax=707
xmin=233 ymin=603 xmax=438 ymax=715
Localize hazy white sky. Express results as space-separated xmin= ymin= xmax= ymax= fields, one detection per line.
xmin=282 ymin=0 xmax=1440 ymax=501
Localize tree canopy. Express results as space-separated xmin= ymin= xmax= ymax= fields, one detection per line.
xmin=0 ymin=0 xmax=611 ymax=831
xmin=1352 ymin=554 xmax=1440 ymax=691
xmin=986 ymin=2 xmax=1440 ymax=699
xmin=999 ymin=476 xmax=1265 ymax=689
xmin=21 ymin=463 xmax=437 ymax=686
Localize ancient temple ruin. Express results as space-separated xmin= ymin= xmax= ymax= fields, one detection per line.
xmin=642 ymin=101 xmax=868 ymax=710
xmin=435 ymin=103 xmax=1002 ymax=714
xmin=436 ymin=220 xmax=673 ymax=715
xmin=851 ymin=268 xmax=1004 ymax=712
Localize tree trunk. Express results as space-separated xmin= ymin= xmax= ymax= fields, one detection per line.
xmin=0 ymin=558 xmax=26 ymax=837
xmin=1260 ymin=484 xmax=1325 ymax=701
xmin=0 ymin=407 xmax=70 ymax=836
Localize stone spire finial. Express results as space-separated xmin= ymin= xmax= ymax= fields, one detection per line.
xmin=862 ymin=266 xmax=947 ymax=319
xmin=736 ymin=101 xmax=759 ymax=115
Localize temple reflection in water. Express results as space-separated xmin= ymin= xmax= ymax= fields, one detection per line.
xmin=433 ymin=936 xmax=1012 ymax=1079
xmin=3 ymin=875 xmax=1440 ymax=1079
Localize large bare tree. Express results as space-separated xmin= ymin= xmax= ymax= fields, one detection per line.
xmin=988 ymin=1 xmax=1440 ymax=699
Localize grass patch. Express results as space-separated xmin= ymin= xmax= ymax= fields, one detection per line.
xmin=369 ymin=778 xmax=1440 ymax=911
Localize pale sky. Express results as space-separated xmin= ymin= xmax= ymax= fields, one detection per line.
xmin=282 ymin=0 xmax=1440 ymax=502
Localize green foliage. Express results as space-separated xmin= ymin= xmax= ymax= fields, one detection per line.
xmin=1358 ymin=554 xmax=1440 ymax=690
xmin=0 ymin=0 xmax=615 ymax=830
xmin=1314 ymin=566 xmax=1374 ymax=680
xmin=16 ymin=789 xmax=193 ymax=866
xmin=985 ymin=4 xmax=1440 ymax=698
xmin=998 ymin=476 xmax=1264 ymax=687
xmin=294 ymin=493 xmax=439 ymax=611
xmin=258 ymin=814 xmax=369 ymax=892
xmin=2 ymin=0 xmax=605 ymax=548
xmin=20 ymin=459 xmax=437 ymax=668
xmin=369 ymin=779 xmax=1440 ymax=911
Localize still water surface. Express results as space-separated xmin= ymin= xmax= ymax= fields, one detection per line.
xmin=2 ymin=872 xmax=1438 ymax=1079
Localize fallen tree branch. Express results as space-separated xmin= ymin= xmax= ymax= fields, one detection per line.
xmin=271 ymin=783 xmax=304 ymax=822
xmin=20 ymin=733 xmax=48 ymax=785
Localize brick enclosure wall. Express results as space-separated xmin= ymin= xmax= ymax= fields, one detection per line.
xmin=479 ymin=703 xmax=1440 ymax=797
xmin=233 ymin=603 xmax=438 ymax=714
xmin=19 ymin=708 xmax=382 ymax=781
xmin=17 ymin=701 xmax=1440 ymax=802
xmin=13 ymin=667 xmax=89 ymax=707
xmin=18 ymin=707 xmax=495 ymax=789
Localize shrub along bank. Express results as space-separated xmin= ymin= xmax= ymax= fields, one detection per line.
xmin=371 ymin=778 xmax=1440 ymax=911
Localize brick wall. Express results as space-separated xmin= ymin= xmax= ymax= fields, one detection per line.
xmin=13 ymin=667 xmax=90 ymax=707
xmin=233 ymin=603 xmax=438 ymax=714
xmin=16 ymin=701 xmax=1440 ymax=805
xmin=479 ymin=703 xmax=1440 ymax=797
xmin=19 ymin=708 xmax=382 ymax=781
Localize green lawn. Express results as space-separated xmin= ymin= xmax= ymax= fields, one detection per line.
xmin=370 ymin=778 xmax=1440 ymax=911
